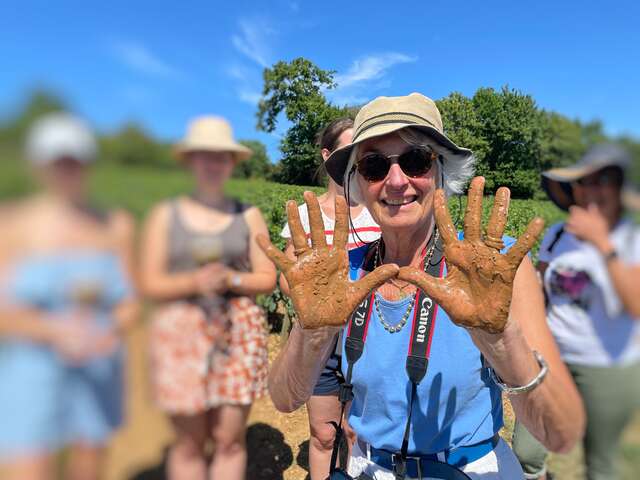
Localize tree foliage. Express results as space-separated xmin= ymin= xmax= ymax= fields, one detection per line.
xmin=234 ymin=140 xmax=272 ymax=179
xmin=256 ymin=58 xmax=350 ymax=185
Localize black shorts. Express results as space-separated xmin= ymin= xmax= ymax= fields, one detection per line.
xmin=312 ymin=334 xmax=344 ymax=396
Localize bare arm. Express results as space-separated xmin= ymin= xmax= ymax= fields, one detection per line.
xmin=139 ymin=203 xmax=199 ymax=301
xmin=566 ymin=204 xmax=640 ymax=317
xmin=471 ymin=257 xmax=585 ymax=453
xmin=225 ymin=207 xmax=277 ymax=296
xmin=268 ymin=324 xmax=340 ymax=412
xmin=589 ymin=239 xmax=640 ymax=317
xmin=109 ymin=209 xmax=141 ymax=333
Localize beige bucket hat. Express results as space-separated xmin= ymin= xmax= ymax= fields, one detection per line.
xmin=325 ymin=92 xmax=473 ymax=186
xmin=541 ymin=143 xmax=638 ymax=211
xmin=175 ymin=116 xmax=252 ymax=162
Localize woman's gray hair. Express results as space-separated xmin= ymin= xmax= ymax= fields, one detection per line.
xmin=343 ymin=128 xmax=476 ymax=205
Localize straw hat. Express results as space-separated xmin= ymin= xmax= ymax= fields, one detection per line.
xmin=541 ymin=144 xmax=636 ymax=211
xmin=174 ymin=116 xmax=252 ymax=162
xmin=325 ymin=92 xmax=473 ymax=185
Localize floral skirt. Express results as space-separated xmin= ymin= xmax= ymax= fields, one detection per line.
xmin=150 ymin=297 xmax=268 ymax=415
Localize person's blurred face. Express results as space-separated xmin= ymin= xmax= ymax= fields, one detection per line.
xmin=321 ymin=128 xmax=353 ymax=162
xmin=356 ymin=132 xmax=438 ymax=232
xmin=39 ymin=156 xmax=89 ymax=199
xmin=186 ymin=151 xmax=235 ymax=189
xmin=571 ymin=167 xmax=623 ymax=219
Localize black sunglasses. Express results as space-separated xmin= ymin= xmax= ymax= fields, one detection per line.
xmin=356 ymin=147 xmax=437 ymax=183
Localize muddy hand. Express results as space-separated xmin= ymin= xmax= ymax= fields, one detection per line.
xmin=257 ymin=191 xmax=398 ymax=329
xmin=398 ymin=177 xmax=544 ymax=333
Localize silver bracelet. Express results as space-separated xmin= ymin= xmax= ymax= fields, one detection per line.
xmin=488 ymin=350 xmax=549 ymax=395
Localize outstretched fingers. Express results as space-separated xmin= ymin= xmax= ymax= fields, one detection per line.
xmin=287 ymin=200 xmax=309 ymax=254
xmin=506 ymin=217 xmax=545 ymax=267
xmin=304 ymin=191 xmax=328 ymax=249
xmin=332 ymin=196 xmax=349 ymax=251
xmin=256 ymin=234 xmax=294 ymax=272
xmin=485 ymin=187 xmax=510 ymax=249
xmin=434 ymin=189 xmax=459 ymax=246
xmin=464 ymin=176 xmax=485 ymax=242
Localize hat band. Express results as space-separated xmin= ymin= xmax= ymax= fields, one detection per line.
xmin=353 ymin=111 xmax=440 ymax=143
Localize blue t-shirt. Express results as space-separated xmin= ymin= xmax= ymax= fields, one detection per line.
xmin=342 ymin=235 xmax=515 ymax=454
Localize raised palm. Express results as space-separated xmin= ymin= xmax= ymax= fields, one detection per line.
xmin=398 ymin=177 xmax=544 ymax=333
xmin=256 ymin=191 xmax=398 ymax=329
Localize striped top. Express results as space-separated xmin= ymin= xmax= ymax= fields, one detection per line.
xmin=281 ymin=202 xmax=381 ymax=249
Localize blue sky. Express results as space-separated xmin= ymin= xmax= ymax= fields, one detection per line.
xmin=2 ymin=0 xmax=639 ymax=161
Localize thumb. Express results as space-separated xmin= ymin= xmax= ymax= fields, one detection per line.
xmin=349 ymin=264 xmax=399 ymax=310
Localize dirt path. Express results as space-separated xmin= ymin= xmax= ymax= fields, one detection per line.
xmin=104 ymin=323 xmax=640 ymax=480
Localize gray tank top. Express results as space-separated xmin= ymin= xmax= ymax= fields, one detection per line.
xmin=167 ymin=198 xmax=252 ymax=275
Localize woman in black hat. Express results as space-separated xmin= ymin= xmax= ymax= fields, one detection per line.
xmin=513 ymin=144 xmax=640 ymax=480
xmin=259 ymin=93 xmax=585 ymax=479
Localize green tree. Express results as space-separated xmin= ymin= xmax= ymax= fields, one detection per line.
xmin=471 ymin=87 xmax=545 ymax=197
xmin=256 ymin=57 xmax=349 ymax=185
xmin=100 ymin=122 xmax=173 ymax=167
xmin=234 ymin=140 xmax=272 ymax=178
xmin=539 ymin=112 xmax=587 ymax=171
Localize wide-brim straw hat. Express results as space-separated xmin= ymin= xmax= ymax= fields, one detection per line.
xmin=325 ymin=92 xmax=473 ymax=186
xmin=541 ymin=143 xmax=636 ymax=211
xmin=174 ymin=116 xmax=252 ymax=162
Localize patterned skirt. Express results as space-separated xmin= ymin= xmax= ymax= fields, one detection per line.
xmin=149 ymin=297 xmax=268 ymax=415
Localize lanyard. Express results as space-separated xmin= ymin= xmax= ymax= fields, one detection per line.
xmin=329 ymin=236 xmax=444 ymax=479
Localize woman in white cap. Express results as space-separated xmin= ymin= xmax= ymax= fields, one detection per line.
xmin=0 ymin=113 xmax=138 ymax=480
xmin=259 ymin=93 xmax=585 ymax=479
xmin=512 ymin=144 xmax=640 ymax=480
xmin=140 ymin=116 xmax=276 ymax=480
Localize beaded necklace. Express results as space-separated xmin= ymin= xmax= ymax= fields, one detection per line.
xmin=372 ymin=229 xmax=439 ymax=333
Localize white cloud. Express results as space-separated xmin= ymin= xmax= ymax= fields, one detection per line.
xmin=231 ymin=18 xmax=275 ymax=68
xmin=334 ymin=53 xmax=417 ymax=89
xmin=238 ymin=90 xmax=262 ymax=105
xmin=110 ymin=41 xmax=181 ymax=78
xmin=226 ymin=64 xmax=262 ymax=105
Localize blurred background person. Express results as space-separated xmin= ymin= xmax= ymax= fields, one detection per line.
xmin=0 ymin=113 xmax=138 ymax=480
xmin=279 ymin=117 xmax=381 ymax=480
xmin=140 ymin=116 xmax=276 ymax=480
xmin=513 ymin=144 xmax=640 ymax=480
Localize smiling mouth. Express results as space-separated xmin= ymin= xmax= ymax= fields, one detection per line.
xmin=382 ymin=195 xmax=418 ymax=206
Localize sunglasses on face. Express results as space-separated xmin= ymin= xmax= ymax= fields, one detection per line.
xmin=356 ymin=147 xmax=437 ymax=183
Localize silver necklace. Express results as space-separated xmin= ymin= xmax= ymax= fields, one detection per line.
xmin=373 ymin=230 xmax=439 ymax=334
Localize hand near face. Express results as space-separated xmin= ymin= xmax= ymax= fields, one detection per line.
xmin=565 ymin=203 xmax=610 ymax=251
xmin=257 ymin=191 xmax=398 ymax=329
xmin=397 ymin=177 xmax=544 ymax=333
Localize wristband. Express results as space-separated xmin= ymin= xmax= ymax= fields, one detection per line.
xmin=488 ymin=350 xmax=548 ymax=395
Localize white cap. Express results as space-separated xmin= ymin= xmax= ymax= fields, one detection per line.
xmin=25 ymin=113 xmax=97 ymax=165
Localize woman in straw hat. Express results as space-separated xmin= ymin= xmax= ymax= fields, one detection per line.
xmin=140 ymin=116 xmax=276 ymax=480
xmin=512 ymin=144 xmax=640 ymax=480
xmin=259 ymin=93 xmax=585 ymax=479
xmin=0 ymin=113 xmax=138 ymax=480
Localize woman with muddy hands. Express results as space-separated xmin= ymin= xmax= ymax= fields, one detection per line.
xmin=259 ymin=93 xmax=585 ymax=479
xmin=280 ymin=118 xmax=381 ymax=480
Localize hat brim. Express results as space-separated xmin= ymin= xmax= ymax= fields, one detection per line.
xmin=174 ymin=142 xmax=253 ymax=163
xmin=541 ymin=165 xmax=638 ymax=212
xmin=325 ymin=122 xmax=472 ymax=186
